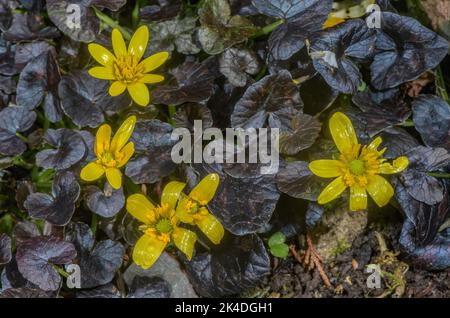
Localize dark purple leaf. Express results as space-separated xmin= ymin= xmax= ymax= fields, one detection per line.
xmin=253 ymin=0 xmax=333 ymax=60
xmin=0 ymin=106 xmax=36 ymax=156
xmin=371 ymin=12 xmax=449 ymax=90
xmin=66 ymin=223 xmax=125 ymax=288
xmin=0 ymin=233 xmax=11 ymax=265
xmin=84 ymin=184 xmax=125 ymax=218
xmin=193 ymin=162 xmax=280 ymax=235
xmin=24 ymin=171 xmax=81 ymax=226
xmin=3 ymin=12 xmax=59 ymax=42
xmin=276 ymin=161 xmax=328 ymax=201
xmin=231 ymin=70 xmax=303 ymax=130
xmin=16 ymin=236 xmax=77 ymax=291
xmin=310 ymin=19 xmax=376 ymax=94
xmin=279 ymin=113 xmax=321 ymax=155
xmin=0 ymin=287 xmax=53 ymax=298
xmin=152 ymin=59 xmax=215 ymax=105
xmin=219 ymin=48 xmax=260 ymax=87
xmin=184 ymin=234 xmax=270 ymax=297
xmin=127 ymin=276 xmax=170 ymax=298
xmin=16 ymin=50 xmax=62 ymax=123
xmin=173 ymin=103 xmax=213 ymax=132
xmin=59 ymin=71 xmax=131 ymax=128
xmin=412 ymin=94 xmax=450 ymax=151
xmin=400 ymin=146 xmax=450 ymax=205
xmin=125 ymin=119 xmax=177 ymax=184
xmin=76 ymin=284 xmax=121 ymax=298
xmin=35 ymin=129 xmax=86 ymax=170
xmin=140 ymin=0 xmax=182 ymax=22
xmin=47 ymin=0 xmax=126 ymax=43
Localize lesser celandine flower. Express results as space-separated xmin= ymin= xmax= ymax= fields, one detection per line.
xmin=176 ymin=174 xmax=224 ymax=244
xmin=127 ymin=182 xmax=197 ymax=269
xmin=309 ymin=112 xmax=409 ymax=211
xmin=88 ymin=25 xmax=168 ymax=107
xmin=80 ymin=116 xmax=136 ymax=190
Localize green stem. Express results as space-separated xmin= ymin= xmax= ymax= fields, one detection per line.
xmin=428 ymin=172 xmax=450 ymax=179
xmin=252 ymin=19 xmax=284 ymax=38
xmin=12 ymin=157 xmax=33 ymax=170
xmin=436 ymin=66 xmax=449 ymax=103
xmin=94 ymin=8 xmax=132 ymax=40
xmin=55 ymin=266 xmax=70 ymax=279
xmin=15 ymin=132 xmax=28 ymax=143
xmin=398 ymin=119 xmax=415 ymax=127
xmin=168 ymin=105 xmax=177 ymax=126
xmin=132 ymin=0 xmax=140 ymax=28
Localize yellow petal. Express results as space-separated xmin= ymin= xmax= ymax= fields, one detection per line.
xmin=189 ymin=173 xmax=220 ymax=206
xmin=127 ymin=82 xmax=150 ymax=107
xmin=161 ymin=181 xmax=186 ymax=210
xmin=349 ymin=186 xmax=367 ymax=211
xmin=368 ymin=136 xmax=382 ymax=151
xmin=127 ymin=193 xmax=156 ymax=223
xmin=317 ymin=176 xmax=347 ymax=205
xmin=172 ymin=227 xmax=197 ymax=260
xmin=367 ymin=175 xmax=394 ymax=207
xmin=95 ymin=124 xmax=112 ymax=157
xmin=309 ymin=160 xmax=343 ymax=178
xmin=116 ymin=142 xmax=135 ymax=168
xmin=88 ymin=66 xmax=115 ymax=80
xmin=110 ymin=116 xmax=136 ymax=154
xmin=196 ymin=211 xmax=224 ymax=245
xmin=112 ymin=28 xmax=127 ymax=57
xmin=175 ymin=196 xmax=195 ymax=224
xmin=105 ymin=168 xmax=122 ymax=190
xmin=323 ymin=16 xmax=346 ymax=29
xmin=139 ymin=74 xmax=165 ymax=84
xmin=128 ymin=25 xmax=149 ymax=61
xmin=80 ymin=162 xmax=104 ymax=181
xmin=133 ymin=234 xmax=167 ymax=269
xmin=141 ymin=52 xmax=169 ymax=73
xmin=329 ymin=112 xmax=358 ymax=155
xmin=379 ymin=156 xmax=409 ymax=174
xmin=109 ymin=81 xmax=127 ymax=97
xmin=88 ymin=43 xmax=115 ymax=66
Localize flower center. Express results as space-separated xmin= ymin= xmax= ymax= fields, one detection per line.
xmin=100 ymin=152 xmax=116 ymax=168
xmin=185 ymin=200 xmax=199 ymax=214
xmin=114 ymin=55 xmax=145 ymax=83
xmin=349 ymin=159 xmax=365 ymax=175
xmin=156 ymin=218 xmax=173 ymax=234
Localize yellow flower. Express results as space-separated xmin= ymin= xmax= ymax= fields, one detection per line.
xmin=175 ymin=174 xmax=224 ymax=245
xmin=80 ymin=116 xmax=136 ymax=190
xmin=309 ymin=112 xmax=409 ymax=211
xmin=323 ymin=16 xmax=346 ymax=29
xmin=88 ymin=25 xmax=169 ymax=107
xmin=127 ymin=182 xmax=197 ymax=269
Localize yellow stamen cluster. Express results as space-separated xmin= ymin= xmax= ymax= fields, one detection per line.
xmin=114 ymin=55 xmax=145 ymax=83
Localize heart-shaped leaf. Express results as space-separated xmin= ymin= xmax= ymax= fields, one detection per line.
xmin=0 ymin=106 xmax=36 ymax=156
xmin=66 ymin=223 xmax=125 ymax=288
xmin=371 ymin=12 xmax=449 ymax=90
xmin=16 ymin=236 xmax=77 ymax=291
xmin=35 ymin=129 xmax=86 ymax=170
xmin=24 ymin=171 xmax=81 ymax=226
xmin=231 ymin=70 xmax=303 ymax=130
xmin=84 ymin=184 xmax=125 ymax=218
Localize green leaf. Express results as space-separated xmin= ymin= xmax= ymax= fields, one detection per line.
xmin=268 ymin=232 xmax=289 ymax=259
xmin=268 ymin=232 xmax=286 ymax=247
